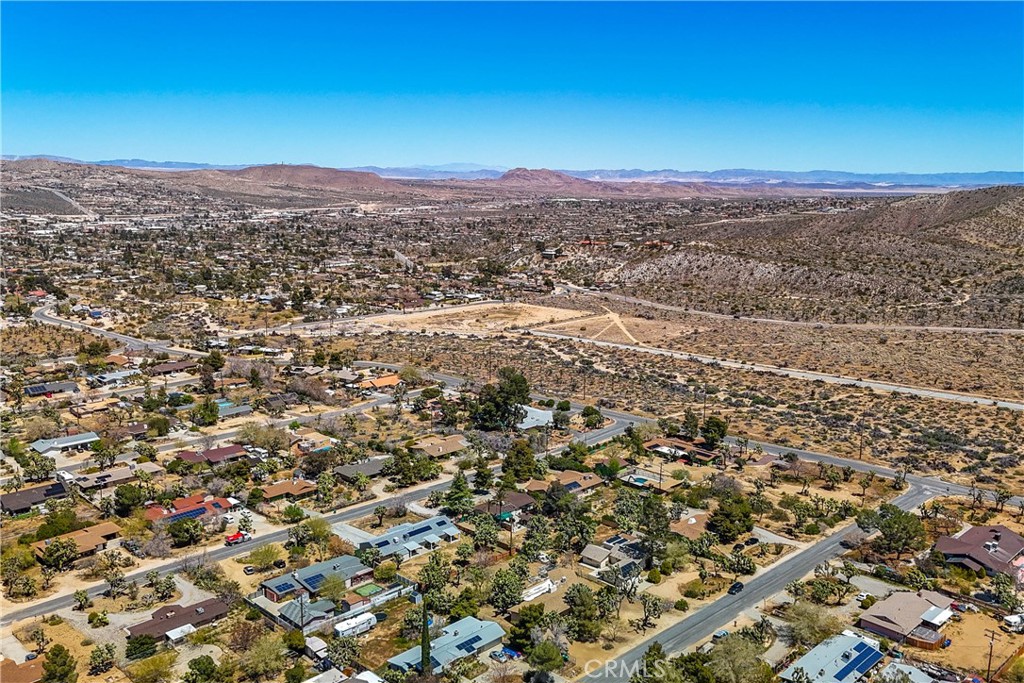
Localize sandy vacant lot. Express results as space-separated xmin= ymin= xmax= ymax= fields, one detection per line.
xmin=369 ymin=303 xmax=585 ymax=335
xmin=913 ymin=612 xmax=1024 ymax=674
xmin=535 ymin=309 xmax=1024 ymax=401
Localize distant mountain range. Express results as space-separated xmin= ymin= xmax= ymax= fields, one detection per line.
xmin=3 ymin=154 xmax=1021 ymax=186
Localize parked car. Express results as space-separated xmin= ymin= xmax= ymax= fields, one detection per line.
xmin=273 ymin=559 xmax=287 ymax=569
xmin=728 ymin=582 xmax=744 ymax=595
xmin=243 ymin=566 xmax=256 ymax=575
xmin=489 ymin=651 xmax=508 ymax=663
xmin=713 ymin=630 xmax=729 ymax=640
xmin=501 ymin=647 xmax=523 ymax=660
xmin=25 ymin=653 xmax=38 ymax=662
xmin=744 ymin=537 xmax=760 ymax=546
xmin=856 ymin=592 xmax=872 ymax=601
xmin=732 ymin=543 xmax=746 ymax=553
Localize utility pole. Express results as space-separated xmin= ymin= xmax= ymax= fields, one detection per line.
xmin=985 ymin=628 xmax=1000 ymax=682
xmin=701 ymin=382 xmax=708 ymax=422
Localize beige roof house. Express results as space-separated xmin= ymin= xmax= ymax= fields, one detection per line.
xmin=412 ymin=434 xmax=469 ymax=458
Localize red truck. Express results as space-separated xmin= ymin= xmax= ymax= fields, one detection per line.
xmin=225 ymin=531 xmax=252 ymax=546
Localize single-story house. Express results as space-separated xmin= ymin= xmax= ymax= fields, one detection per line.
xmin=30 ymin=431 xmax=99 ymax=456
xmin=32 ymin=521 xmax=122 ymax=561
xmin=126 ymin=598 xmax=230 ymax=641
xmin=262 ymin=392 xmax=299 ymax=413
xmin=388 ymin=617 xmax=505 ymax=674
xmin=0 ymin=481 xmax=69 ymax=515
xmin=295 ymin=428 xmax=335 ymax=453
xmin=176 ymin=443 xmax=247 ymax=467
xmin=557 ymin=470 xmax=604 ymax=497
xmin=70 ymin=398 xmax=121 ymax=418
xmin=779 ymin=633 xmax=884 ymax=683
xmin=214 ymin=377 xmax=249 ymax=391
xmin=258 ymin=478 xmax=317 ymax=503
xmin=217 ymin=404 xmax=253 ymax=419
xmin=474 ymin=491 xmax=536 ymax=523
xmin=146 ymin=360 xmax=198 ymax=376
xmin=357 ymin=374 xmax=401 ymax=390
xmin=0 ymin=655 xmax=46 ymax=683
xmin=411 ymin=434 xmax=469 ymax=459
xmin=358 ymin=515 xmax=460 ymax=560
xmin=61 ymin=461 xmax=163 ymax=493
xmin=581 ymin=534 xmax=647 ymax=570
xmin=334 ymin=458 xmax=386 ymax=484
xmin=858 ymin=590 xmax=954 ymax=647
xmin=934 ymin=525 xmax=1024 ymax=579
xmin=88 ymin=369 xmax=141 ymax=387
xmin=260 ymin=555 xmax=373 ymax=603
xmin=879 ymin=664 xmax=934 ymax=683
xmin=24 ymin=381 xmax=79 ymax=398
xmin=279 ymin=595 xmax=336 ymax=630
xmin=517 ymin=406 xmax=553 ymax=431
xmin=144 ymin=495 xmax=239 ymax=524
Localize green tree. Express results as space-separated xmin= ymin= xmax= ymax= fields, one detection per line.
xmin=282 ymin=629 xmax=306 ymax=653
xmin=317 ymin=574 xmax=349 ymax=604
xmin=168 ymin=518 xmax=205 ymax=547
xmin=246 ymin=544 xmax=283 ymax=571
xmin=502 ymin=439 xmax=536 ymax=482
xmin=509 ymin=604 xmax=546 ymax=653
xmin=418 ymin=550 xmax=452 ymax=597
xmin=708 ymin=635 xmax=774 ymax=683
xmin=42 ymin=644 xmax=77 ymax=683
xmin=444 ymin=471 xmax=475 ymax=517
xmin=707 ymin=496 xmax=754 ymax=544
xmin=700 ymin=416 xmax=729 ymax=450
xmin=281 ymin=504 xmax=306 ymax=523
xmin=128 ymin=652 xmax=178 ymax=683
xmin=528 ymin=640 xmax=564 ymax=671
xmin=113 ymin=484 xmax=146 ymax=517
xmin=629 ymin=593 xmax=666 ymax=634
xmin=856 ymin=504 xmax=926 ymax=560
xmin=489 ymin=567 xmax=525 ymax=614
xmin=787 ymin=600 xmax=844 ymax=647
xmin=39 ymin=537 xmax=79 ymax=570
xmin=327 ymin=636 xmax=360 ymax=669
xmin=88 ymin=643 xmax=117 ymax=675
xmin=239 ymin=633 xmax=286 ymax=682
xmin=126 ymin=634 xmax=159 ymax=660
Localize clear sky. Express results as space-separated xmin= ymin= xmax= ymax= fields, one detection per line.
xmin=2 ymin=1 xmax=1022 ymax=172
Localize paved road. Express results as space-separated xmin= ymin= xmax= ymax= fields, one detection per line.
xmin=561 ymin=285 xmax=1024 ymax=336
xmin=0 ymin=472 xmax=459 ymax=626
xmin=527 ymin=330 xmax=1024 ymax=412
xmin=582 ymin=486 xmax=937 ymax=683
xmin=31 ymin=304 xmax=207 ymax=357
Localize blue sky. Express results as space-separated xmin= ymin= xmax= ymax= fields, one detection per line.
xmin=2 ymin=2 xmax=1022 ymax=172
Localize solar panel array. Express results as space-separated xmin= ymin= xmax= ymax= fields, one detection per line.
xmin=304 ymin=573 xmax=326 ymax=591
xmin=456 ymin=635 xmax=482 ymax=654
xmin=274 ymin=581 xmax=296 ymax=593
xmin=169 ymin=507 xmax=208 ymax=523
xmin=835 ymin=642 xmax=882 ymax=682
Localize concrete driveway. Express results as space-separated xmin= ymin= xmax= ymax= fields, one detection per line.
xmin=1 ymin=633 xmax=31 ymax=662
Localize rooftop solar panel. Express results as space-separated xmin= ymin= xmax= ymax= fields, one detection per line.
xmin=304 ymin=574 xmax=326 ymax=590
xmin=835 ymin=648 xmax=882 ymax=681
xmin=408 ymin=525 xmax=431 ymax=537
xmin=274 ymin=581 xmax=296 ymax=592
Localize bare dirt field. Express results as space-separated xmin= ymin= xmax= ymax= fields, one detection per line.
xmin=912 ymin=612 xmax=1024 ymax=675
xmin=534 ymin=306 xmax=1024 ymax=401
xmin=368 ymin=303 xmax=585 ymax=335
